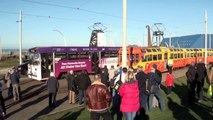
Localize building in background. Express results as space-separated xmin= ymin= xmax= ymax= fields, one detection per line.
xmin=161 ymin=34 xmax=213 ymax=48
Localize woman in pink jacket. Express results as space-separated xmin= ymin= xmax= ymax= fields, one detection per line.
xmin=119 ymin=70 xmax=140 ymax=120
xmin=165 ymin=70 xmax=174 ymax=95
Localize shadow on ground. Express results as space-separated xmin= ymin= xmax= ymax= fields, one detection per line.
xmin=161 ymin=77 xmax=213 ymax=120
xmin=29 ymin=96 xmax=68 ymax=120
xmin=57 ymin=107 xmax=85 ymax=120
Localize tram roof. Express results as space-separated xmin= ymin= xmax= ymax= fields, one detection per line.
xmin=28 ymin=46 xmax=121 ymax=53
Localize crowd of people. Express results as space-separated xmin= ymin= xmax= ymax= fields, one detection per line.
xmin=0 ymin=59 xmax=213 ymax=120
xmin=81 ymin=64 xmax=166 ymax=120
xmin=186 ymin=59 xmax=213 ymax=107
xmin=0 ymin=66 xmax=21 ymax=120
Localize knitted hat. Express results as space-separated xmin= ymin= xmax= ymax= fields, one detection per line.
xmin=152 ymin=64 xmax=157 ymax=69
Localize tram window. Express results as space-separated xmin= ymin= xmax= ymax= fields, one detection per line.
xmin=130 ymin=54 xmax=135 ymax=62
xmin=68 ymin=52 xmax=77 ymax=59
xmin=152 ymin=49 xmax=157 ymax=52
xmin=170 ymin=54 xmax=173 ymax=59
xmin=148 ymin=55 xmax=152 ymax=61
xmin=174 ymin=49 xmax=177 ymax=51
xmin=187 ymin=53 xmax=190 ymax=58
xmin=147 ymin=49 xmax=152 ymax=52
xmin=135 ymin=54 xmax=139 ymax=62
xmin=178 ymin=54 xmax=180 ymax=58
xmin=157 ymin=49 xmax=161 ymax=52
xmin=196 ymin=53 xmax=199 ymax=57
xmin=153 ymin=55 xmax=157 ymax=61
xmin=194 ymin=53 xmax=197 ymax=57
xmin=142 ymin=56 xmax=146 ymax=62
xmin=158 ymin=54 xmax=162 ymax=60
xmin=55 ymin=53 xmax=67 ymax=60
xmin=164 ymin=53 xmax=168 ymax=59
xmin=78 ymin=52 xmax=89 ymax=59
xmin=170 ymin=49 xmax=173 ymax=52
xmin=191 ymin=53 xmax=194 ymax=57
xmin=180 ymin=54 xmax=183 ymax=58
xmin=120 ymin=56 xmax=122 ymax=62
xmin=174 ymin=54 xmax=177 ymax=59
xmin=141 ymin=49 xmax=146 ymax=53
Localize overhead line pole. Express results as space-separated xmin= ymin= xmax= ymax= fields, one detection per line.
xmin=19 ymin=10 xmax=23 ymax=64
xmin=204 ymin=10 xmax=208 ymax=66
xmin=122 ymin=0 xmax=127 ymax=68
xmin=209 ymin=33 xmax=211 ymax=48
xmin=0 ymin=36 xmax=2 ymax=61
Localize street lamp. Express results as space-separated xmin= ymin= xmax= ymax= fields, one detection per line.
xmin=53 ymin=29 xmax=67 ymax=46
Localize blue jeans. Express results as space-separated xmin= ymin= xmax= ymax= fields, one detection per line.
xmin=140 ymin=94 xmax=148 ymax=112
xmin=148 ymin=90 xmax=165 ymax=112
xmin=124 ymin=112 xmax=137 ymax=120
xmin=8 ymin=84 xmax=13 ymax=97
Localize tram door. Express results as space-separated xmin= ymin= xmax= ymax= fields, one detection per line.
xmin=91 ymin=52 xmax=100 ymax=73
xmin=164 ymin=53 xmax=168 ymax=71
xmin=41 ymin=53 xmax=52 ymax=78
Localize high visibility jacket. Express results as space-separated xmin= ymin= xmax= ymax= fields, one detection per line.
xmin=168 ymin=59 xmax=173 ymax=66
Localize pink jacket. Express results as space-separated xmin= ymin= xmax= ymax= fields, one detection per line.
xmin=166 ymin=73 xmax=174 ymax=87
xmin=119 ymin=80 xmax=140 ymax=112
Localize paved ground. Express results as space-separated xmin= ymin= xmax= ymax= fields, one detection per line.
xmin=0 ymin=67 xmax=188 ymax=120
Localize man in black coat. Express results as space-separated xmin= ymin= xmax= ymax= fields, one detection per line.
xmin=152 ymin=64 xmax=162 ymax=83
xmin=101 ymin=66 xmax=109 ymax=87
xmin=186 ymin=62 xmax=197 ymax=105
xmin=135 ymin=66 xmax=149 ymax=119
xmin=196 ymin=59 xmax=207 ymax=102
xmin=76 ymin=71 xmax=91 ymax=105
xmin=47 ymin=72 xmax=59 ymax=108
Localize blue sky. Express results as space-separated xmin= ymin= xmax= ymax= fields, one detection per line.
xmin=0 ymin=0 xmax=212 ymax=49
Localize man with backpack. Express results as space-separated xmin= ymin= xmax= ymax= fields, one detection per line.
xmin=148 ymin=64 xmax=165 ymax=112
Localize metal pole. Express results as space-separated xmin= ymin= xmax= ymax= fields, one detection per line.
xmin=19 ymin=10 xmax=23 ymax=64
xmin=204 ymin=10 xmax=208 ymax=66
xmin=53 ymin=29 xmax=67 ymax=46
xmin=122 ymin=0 xmax=127 ymax=68
xmin=209 ymin=33 xmax=211 ymax=48
xmin=0 ymin=36 xmax=2 ymax=60
xmin=169 ymin=33 xmax=172 ymax=47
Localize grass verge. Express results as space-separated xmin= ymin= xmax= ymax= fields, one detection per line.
xmin=0 ymin=58 xmax=19 ymax=69
xmin=38 ymin=76 xmax=213 ymax=120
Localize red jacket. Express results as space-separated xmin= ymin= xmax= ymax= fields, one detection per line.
xmin=166 ymin=73 xmax=174 ymax=87
xmin=119 ymin=80 xmax=140 ymax=112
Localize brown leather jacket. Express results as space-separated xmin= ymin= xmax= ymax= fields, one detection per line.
xmin=86 ymin=81 xmax=112 ymax=111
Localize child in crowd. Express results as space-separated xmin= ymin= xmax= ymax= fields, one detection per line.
xmin=165 ymin=70 xmax=174 ymax=95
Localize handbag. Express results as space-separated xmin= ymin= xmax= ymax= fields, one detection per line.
xmin=207 ymin=84 xmax=212 ymax=98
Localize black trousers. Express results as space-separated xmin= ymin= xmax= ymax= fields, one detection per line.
xmin=167 ymin=86 xmax=172 ymax=95
xmin=90 ymin=110 xmax=113 ymax=120
xmin=187 ymin=81 xmax=196 ymax=105
xmin=49 ymin=93 xmax=57 ymax=107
